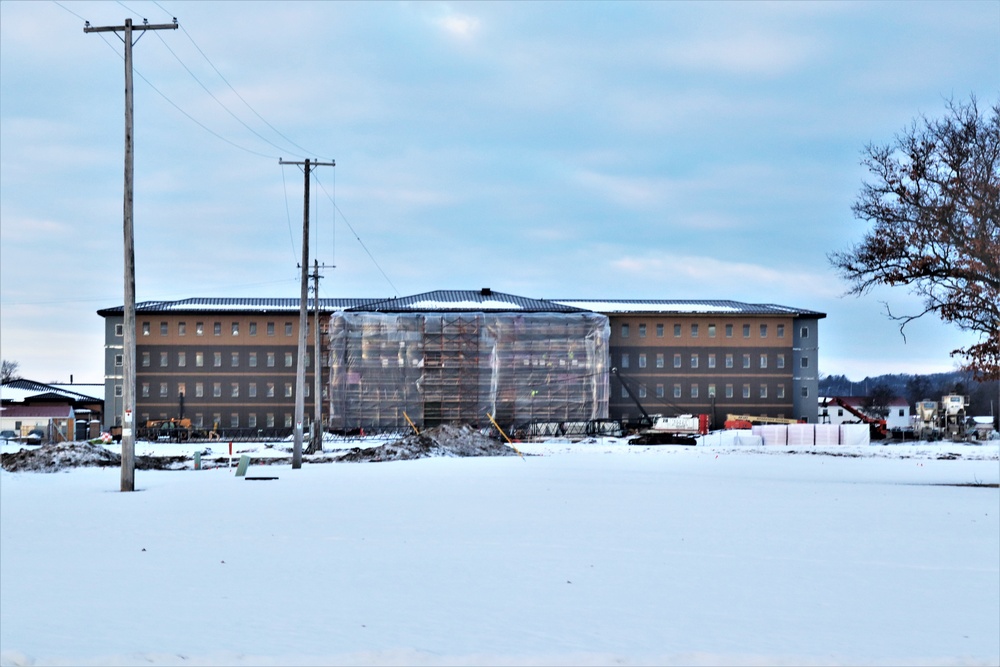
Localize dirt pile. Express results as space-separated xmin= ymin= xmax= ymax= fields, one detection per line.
xmin=1 ymin=442 xmax=184 ymax=473
xmin=338 ymin=424 xmax=520 ymax=462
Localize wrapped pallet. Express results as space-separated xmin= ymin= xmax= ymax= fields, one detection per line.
xmin=814 ymin=424 xmax=840 ymax=446
xmin=787 ymin=423 xmax=815 ymax=446
xmin=840 ymin=423 xmax=870 ymax=447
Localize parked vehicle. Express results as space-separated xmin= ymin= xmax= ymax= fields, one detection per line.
xmin=24 ymin=429 xmax=45 ymax=444
xmin=1 ymin=430 xmax=17 ymax=442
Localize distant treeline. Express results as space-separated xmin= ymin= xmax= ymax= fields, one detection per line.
xmin=819 ymin=371 xmax=999 ymax=418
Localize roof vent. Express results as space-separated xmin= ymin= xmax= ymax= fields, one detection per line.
xmin=481 ymin=288 xmax=492 ymax=296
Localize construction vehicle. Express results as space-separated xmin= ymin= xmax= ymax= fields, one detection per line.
xmin=940 ymin=394 xmax=970 ymax=440
xmin=144 ymin=417 xmax=193 ymax=442
xmin=611 ymin=367 xmax=708 ymax=445
xmin=821 ymin=397 xmax=888 ymax=440
xmin=725 ymin=414 xmax=804 ymax=429
xmin=913 ymin=400 xmax=940 ymax=440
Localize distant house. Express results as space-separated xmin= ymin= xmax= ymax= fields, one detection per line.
xmin=819 ymin=396 xmax=913 ymax=431
xmin=1 ymin=379 xmax=104 ymax=441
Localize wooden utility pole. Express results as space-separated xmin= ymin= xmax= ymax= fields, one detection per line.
xmin=279 ymin=158 xmax=335 ymax=468
xmin=86 ymin=17 xmax=177 ymax=492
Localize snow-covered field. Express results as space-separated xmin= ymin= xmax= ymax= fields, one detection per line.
xmin=1 ymin=438 xmax=998 ymax=666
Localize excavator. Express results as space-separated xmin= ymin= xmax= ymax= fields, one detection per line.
xmin=821 ymin=397 xmax=888 ymax=440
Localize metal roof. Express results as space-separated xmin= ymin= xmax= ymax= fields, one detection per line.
xmin=353 ymin=289 xmax=587 ymax=313
xmin=551 ymin=299 xmax=827 ymax=318
xmin=97 ymin=295 xmax=824 ymax=318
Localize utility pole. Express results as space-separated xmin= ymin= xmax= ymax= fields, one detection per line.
xmin=86 ymin=17 xmax=177 ymax=492
xmin=279 ymin=158 xmax=335 ymax=468
xmin=307 ymin=260 xmax=333 ymax=455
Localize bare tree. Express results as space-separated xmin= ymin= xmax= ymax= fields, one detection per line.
xmin=1 ymin=359 xmax=21 ymax=383
xmin=830 ymin=96 xmax=999 ymax=380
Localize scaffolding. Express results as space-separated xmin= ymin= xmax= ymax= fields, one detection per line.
xmin=327 ymin=311 xmax=609 ymax=431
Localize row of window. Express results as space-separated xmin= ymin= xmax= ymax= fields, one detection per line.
xmin=619 ymin=352 xmax=807 ymax=370
xmin=142 ymin=412 xmax=294 ymax=429
xmin=620 ymin=322 xmax=807 ymax=340
xmin=115 ymin=351 xmax=313 ymax=369
xmin=620 ymin=383 xmax=808 ymax=400
xmin=115 ymin=320 xmax=300 ymax=338
xmin=139 ymin=380 xmax=323 ymax=399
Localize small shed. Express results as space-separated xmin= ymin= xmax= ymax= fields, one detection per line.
xmin=0 ymin=404 xmax=75 ymax=442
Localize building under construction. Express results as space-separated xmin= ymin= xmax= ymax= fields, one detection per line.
xmin=327 ymin=290 xmax=610 ymax=431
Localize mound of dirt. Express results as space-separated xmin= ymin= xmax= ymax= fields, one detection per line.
xmin=1 ymin=442 xmax=185 ymax=473
xmin=338 ymin=424 xmax=520 ymax=462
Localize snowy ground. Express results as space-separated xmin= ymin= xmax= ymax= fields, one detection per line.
xmin=1 ymin=437 xmax=998 ymax=666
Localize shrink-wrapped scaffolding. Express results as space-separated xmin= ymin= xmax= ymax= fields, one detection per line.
xmin=327 ymin=311 xmax=609 ymax=431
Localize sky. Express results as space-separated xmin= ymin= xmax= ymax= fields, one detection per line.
xmin=1 ymin=0 xmax=997 ymax=385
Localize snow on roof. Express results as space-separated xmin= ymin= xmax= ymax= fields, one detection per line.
xmin=407 ymin=299 xmax=522 ymax=310
xmin=558 ymin=301 xmax=741 ymax=313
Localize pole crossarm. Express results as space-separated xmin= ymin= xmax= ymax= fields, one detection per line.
xmin=280 ymin=159 xmax=336 ymax=168
xmin=84 ymin=21 xmax=178 ymax=33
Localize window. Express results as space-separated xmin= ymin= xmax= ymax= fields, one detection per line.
xmin=777 ymin=354 xmax=785 ymax=369
xmin=142 ymin=322 xmax=150 ymax=336
xmin=673 ymin=354 xmax=682 ymax=368
xmin=284 ymin=414 xmax=293 ymax=428
xmin=638 ymin=324 xmax=646 ymax=338
xmin=674 ymin=324 xmax=681 ymax=337
xmin=800 ymin=326 xmax=809 ymax=338
xmin=760 ymin=384 xmax=768 ymax=398
xmin=213 ymin=383 xmax=222 ymax=398
xmin=231 ymin=352 xmax=239 ymax=368
xmin=231 ymin=413 xmax=239 ymax=428
xmin=195 ymin=383 xmax=204 ymax=398
xmin=656 ymin=324 xmax=664 ymax=337
xmin=267 ymin=322 xmax=275 ymax=336
xmin=673 ymin=384 xmax=682 ymax=398
xmin=708 ymin=324 xmax=716 ymax=338
xmin=708 ymin=354 xmax=716 ymax=369
xmin=178 ymin=351 xmax=186 ymax=367
xmin=267 ymin=352 xmax=275 ymax=367
xmin=777 ymin=385 xmax=785 ymax=399
xmin=708 ymin=384 xmax=716 ymax=398
xmin=656 ymin=353 xmax=664 ymax=368
xmin=214 ymin=322 xmax=222 ymax=336
xmin=899 ymin=408 xmax=905 ymax=417
xmin=621 ymin=387 xmax=629 ymax=399
xmin=760 ymin=324 xmax=768 ymax=338
xmin=725 ymin=324 xmax=733 ymax=338
xmin=196 ymin=322 xmax=204 ymax=336
xmin=195 ymin=414 xmax=204 ymax=428
xmin=249 ymin=352 xmax=257 ymax=368
xmin=690 ymin=384 xmax=699 ymax=398
xmin=115 ymin=354 xmax=123 ymax=367
xmin=743 ymin=324 xmax=751 ymax=338
xmin=691 ymin=354 xmax=698 ymax=368
xmin=141 ymin=383 xmax=149 ymax=398
xmin=249 ymin=322 xmax=257 ymax=336
xmin=178 ymin=322 xmax=186 ymax=336
xmin=285 ymin=383 xmax=293 ymax=397
xmin=285 ymin=322 xmax=293 ymax=336
xmin=142 ymin=351 xmax=150 ymax=367
xmin=801 ymin=387 xmax=809 ymax=398
xmin=115 ymin=323 xmax=124 ymax=337
xmin=638 ymin=353 xmax=646 ymax=368
xmin=249 ymin=383 xmax=257 ymax=398
xmin=838 ymin=408 xmax=844 ymax=417
xmin=743 ymin=384 xmax=751 ymax=399
xmin=760 ymin=354 xmax=767 ymax=369
xmin=305 ymin=352 xmax=311 ymax=368
xmin=159 ymin=382 xmax=168 ymax=398
xmin=266 ymin=413 xmax=275 ymax=428
xmin=725 ymin=384 xmax=733 ymax=398
xmin=691 ymin=323 xmax=699 ymax=338
xmin=177 ymin=383 xmax=185 ymax=398
xmin=801 ymin=357 xmax=809 ymax=368
xmin=212 ymin=414 xmax=221 ymax=429
xmin=743 ymin=354 xmax=751 ymax=369
xmin=213 ymin=352 xmax=222 ymax=367
xmin=621 ymin=323 xmax=629 ymax=339
xmin=777 ymin=324 xmax=785 ymax=338
xmin=195 ymin=352 xmax=204 ymax=367
xmin=231 ymin=382 xmax=239 ymax=398
xmin=248 ymin=413 xmax=257 ymax=428
xmin=160 ymin=322 xmax=168 ymax=336
xmin=160 ymin=352 xmax=168 ymax=367
xmin=266 ymin=382 xmax=275 ymax=398
xmin=725 ymin=354 xmax=733 ymax=368
xmin=656 ymin=384 xmax=664 ymax=398
xmin=621 ymin=353 xmax=630 ymax=369
xmin=228 ymin=322 xmax=238 ymax=336
xmin=305 ymin=384 xmax=310 ymax=398
xmin=638 ymin=385 xmax=646 ymax=399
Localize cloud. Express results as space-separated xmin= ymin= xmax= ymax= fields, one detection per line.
xmin=436 ymin=14 xmax=481 ymax=40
